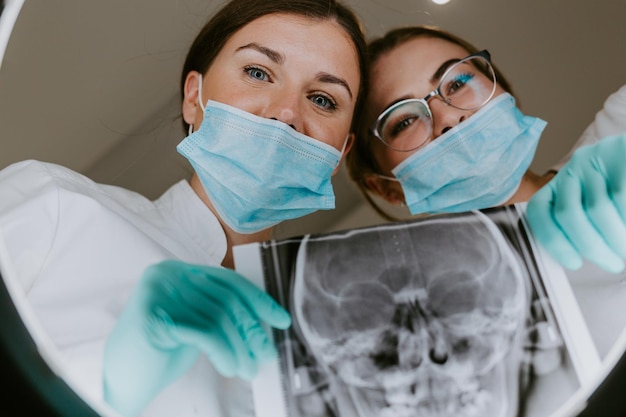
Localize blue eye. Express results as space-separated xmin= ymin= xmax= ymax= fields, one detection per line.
xmin=310 ymin=94 xmax=336 ymax=111
xmin=245 ymin=66 xmax=269 ymax=81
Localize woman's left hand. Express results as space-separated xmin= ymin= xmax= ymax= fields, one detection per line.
xmin=526 ymin=132 xmax=626 ymax=273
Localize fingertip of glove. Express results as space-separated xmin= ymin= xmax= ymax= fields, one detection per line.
xmin=603 ymin=259 xmax=626 ymax=275
xmin=276 ymin=312 xmax=292 ymax=329
xmin=562 ymin=258 xmax=583 ymax=271
xmin=267 ymin=305 xmax=291 ymax=329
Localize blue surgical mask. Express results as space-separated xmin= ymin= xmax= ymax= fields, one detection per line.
xmin=177 ymin=99 xmax=344 ymax=234
xmin=391 ymin=93 xmax=546 ymax=214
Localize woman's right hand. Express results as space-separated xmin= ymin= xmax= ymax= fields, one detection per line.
xmin=102 ymin=260 xmax=291 ymax=417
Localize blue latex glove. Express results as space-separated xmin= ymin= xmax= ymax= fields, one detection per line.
xmin=526 ymin=132 xmax=626 ymax=273
xmin=102 ymin=260 xmax=291 ymax=417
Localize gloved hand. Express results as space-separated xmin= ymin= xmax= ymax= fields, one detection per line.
xmin=526 ymin=132 xmax=626 ymax=273
xmin=102 ymin=260 xmax=291 ymax=417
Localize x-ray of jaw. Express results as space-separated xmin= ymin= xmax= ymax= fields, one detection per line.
xmin=291 ymin=212 xmax=537 ymax=417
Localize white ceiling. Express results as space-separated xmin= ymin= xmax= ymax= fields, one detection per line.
xmin=1 ymin=0 xmax=626 ymax=238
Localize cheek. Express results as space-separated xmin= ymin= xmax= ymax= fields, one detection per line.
xmin=317 ymin=127 xmax=348 ymax=152
xmin=206 ymin=89 xmax=257 ymax=113
xmin=200 ymin=72 xmax=262 ymax=115
xmin=304 ymin=116 xmax=352 ymax=152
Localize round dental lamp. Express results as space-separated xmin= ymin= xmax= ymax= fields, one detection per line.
xmin=0 ymin=2 xmax=111 ymax=415
xmin=0 ymin=266 xmax=103 ymax=416
xmin=1 ymin=1 xmax=626 ymax=416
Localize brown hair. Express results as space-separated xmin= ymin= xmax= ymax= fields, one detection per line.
xmin=346 ymin=25 xmax=515 ymax=221
xmin=180 ymin=0 xmax=368 ymax=134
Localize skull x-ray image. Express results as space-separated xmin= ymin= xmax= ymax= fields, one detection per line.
xmin=293 ymin=211 xmax=529 ymax=417
xmin=252 ymin=207 xmax=580 ymax=417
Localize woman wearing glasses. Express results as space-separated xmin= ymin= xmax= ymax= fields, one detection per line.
xmin=347 ymin=26 xmax=626 ymax=273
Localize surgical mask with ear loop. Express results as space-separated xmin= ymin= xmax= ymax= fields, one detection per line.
xmin=177 ymin=75 xmax=348 ymax=234
xmin=387 ymin=93 xmax=546 ymax=215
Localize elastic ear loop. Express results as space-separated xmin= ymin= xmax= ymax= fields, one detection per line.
xmin=330 ymin=135 xmax=352 ymax=171
xmin=374 ymin=174 xmax=406 ymax=207
xmin=188 ymin=73 xmax=206 ymax=135
xmin=375 ymin=173 xmax=399 ymax=182
xmin=336 ymin=135 xmax=350 ymax=163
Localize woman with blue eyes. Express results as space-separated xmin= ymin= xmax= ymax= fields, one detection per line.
xmin=106 ymin=2 xmax=368 ymax=416
xmin=347 ymin=25 xmax=626 ymax=274
xmin=0 ymin=0 xmax=367 ymax=416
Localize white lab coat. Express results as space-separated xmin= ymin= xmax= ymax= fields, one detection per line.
xmin=0 ymin=160 xmax=254 ymax=417
xmin=551 ymin=83 xmax=626 ymax=171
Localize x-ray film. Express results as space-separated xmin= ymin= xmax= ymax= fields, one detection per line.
xmin=234 ymin=205 xmax=601 ymax=417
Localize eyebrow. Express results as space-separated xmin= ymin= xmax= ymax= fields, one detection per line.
xmin=236 ymin=42 xmax=353 ymax=100
xmin=236 ymin=42 xmax=284 ymax=64
xmin=430 ymin=58 xmax=462 ymax=84
xmin=317 ymin=72 xmax=353 ymax=100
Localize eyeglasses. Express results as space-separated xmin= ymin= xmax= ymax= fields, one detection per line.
xmin=370 ymin=50 xmax=497 ymax=152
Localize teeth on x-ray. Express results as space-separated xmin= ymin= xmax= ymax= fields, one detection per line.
xmin=293 ymin=213 xmax=529 ymax=417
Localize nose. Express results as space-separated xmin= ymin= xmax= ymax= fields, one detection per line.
xmin=428 ymin=98 xmax=468 ymax=139
xmin=265 ymin=91 xmax=303 ymax=133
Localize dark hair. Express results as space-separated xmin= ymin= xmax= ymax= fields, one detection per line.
xmin=180 ymin=0 xmax=368 ymax=134
xmin=346 ymin=25 xmax=515 ymax=221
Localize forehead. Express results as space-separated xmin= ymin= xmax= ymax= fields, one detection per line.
xmin=367 ymin=37 xmax=470 ymax=114
xmin=217 ymin=13 xmax=361 ymax=89
xmin=372 ymin=36 xmax=471 ymax=84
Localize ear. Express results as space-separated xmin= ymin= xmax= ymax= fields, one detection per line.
xmin=182 ymin=71 xmax=202 ymax=127
xmin=332 ymin=132 xmax=355 ymax=175
xmin=364 ymin=174 xmax=406 ymax=205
